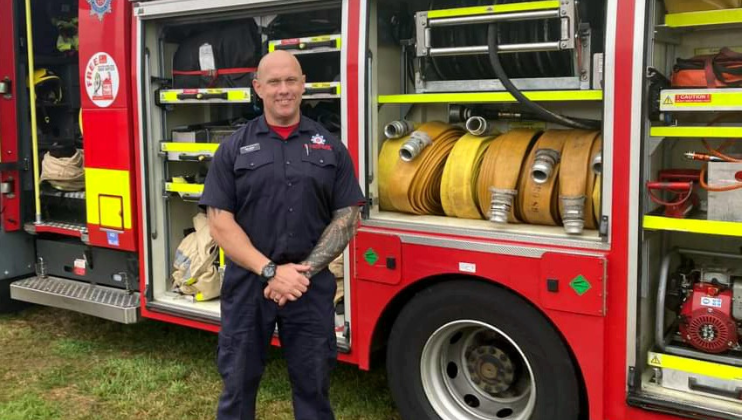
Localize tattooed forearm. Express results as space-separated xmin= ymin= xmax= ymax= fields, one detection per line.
xmin=302 ymin=206 xmax=361 ymax=278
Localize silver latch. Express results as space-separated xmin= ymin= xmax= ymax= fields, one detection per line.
xmin=0 ymin=78 xmax=11 ymax=95
xmin=0 ymin=180 xmax=12 ymax=195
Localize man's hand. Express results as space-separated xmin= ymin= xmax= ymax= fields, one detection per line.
xmin=262 ymin=263 xmax=311 ymax=306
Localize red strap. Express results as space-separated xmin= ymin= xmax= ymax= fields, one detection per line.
xmin=172 ymin=67 xmax=257 ymax=76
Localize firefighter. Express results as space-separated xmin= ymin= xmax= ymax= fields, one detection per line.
xmin=199 ymin=50 xmax=364 ymax=420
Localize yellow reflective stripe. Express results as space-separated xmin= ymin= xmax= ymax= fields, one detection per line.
xmin=660 ymin=89 xmax=742 ymax=110
xmin=379 ymin=90 xmax=603 ymax=104
xmin=648 ymin=352 xmax=742 ymax=381
xmin=165 ymin=182 xmax=204 ymax=194
xmin=86 ymin=168 xmax=132 ymax=230
xmin=161 ymin=143 xmax=220 ymax=153
xmin=643 ymin=215 xmax=742 ymax=237
xmin=650 ymin=127 xmax=742 ymax=138
xmin=305 ymin=82 xmax=341 ymax=95
xmin=665 ymin=9 xmax=742 ymax=28
xmin=219 ymin=248 xmax=225 ymax=267
xmin=159 ymin=89 xmax=251 ymax=103
xmin=427 ymin=0 xmax=560 ymax=19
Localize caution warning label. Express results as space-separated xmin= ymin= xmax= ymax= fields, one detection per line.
xmin=675 ymin=93 xmax=711 ymax=103
xmin=649 ymin=354 xmax=661 ymax=366
xmin=663 ymin=96 xmax=673 ymax=105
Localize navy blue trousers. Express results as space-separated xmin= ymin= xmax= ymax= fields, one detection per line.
xmin=216 ymin=265 xmax=337 ymax=420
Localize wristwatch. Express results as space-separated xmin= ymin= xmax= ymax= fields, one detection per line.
xmin=260 ymin=261 xmax=277 ymax=283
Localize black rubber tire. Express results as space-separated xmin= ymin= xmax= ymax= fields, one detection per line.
xmin=387 ymin=280 xmax=581 ymax=420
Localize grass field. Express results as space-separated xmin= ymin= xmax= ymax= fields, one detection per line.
xmin=0 ymin=306 xmax=401 ymax=420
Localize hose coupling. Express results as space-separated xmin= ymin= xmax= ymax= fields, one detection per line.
xmin=400 ymin=130 xmax=433 ymax=162
xmin=532 ymin=149 xmax=561 ymax=184
xmin=384 ymin=120 xmax=416 ymax=139
xmin=561 ymin=195 xmax=586 ymax=235
xmin=465 ymin=116 xmax=497 ymax=136
xmin=489 ymin=188 xmax=517 ymax=224
xmin=591 ymin=152 xmax=602 ymax=174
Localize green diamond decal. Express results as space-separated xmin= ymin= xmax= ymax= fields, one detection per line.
xmin=364 ymin=248 xmax=379 ymax=266
xmin=569 ymin=275 xmax=591 ymax=296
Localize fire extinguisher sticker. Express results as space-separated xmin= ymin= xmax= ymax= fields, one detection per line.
xmin=700 ymin=297 xmax=723 ymax=308
xmin=85 ymin=52 xmax=120 ymax=108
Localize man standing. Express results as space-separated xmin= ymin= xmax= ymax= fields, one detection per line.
xmin=199 ymin=50 xmax=364 ymax=420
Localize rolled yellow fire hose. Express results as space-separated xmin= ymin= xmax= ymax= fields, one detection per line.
xmin=476 ymin=129 xmax=540 ymax=222
xmin=441 ymin=134 xmax=496 ymax=219
xmin=558 ymin=130 xmax=601 ymax=233
xmin=518 ymin=130 xmax=570 ymax=225
xmin=379 ymin=121 xmax=464 ymax=215
xmin=585 ymin=136 xmax=603 ymax=230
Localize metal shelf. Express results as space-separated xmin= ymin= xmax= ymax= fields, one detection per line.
xmin=660 ymin=89 xmax=742 ymax=112
xmin=643 ymin=215 xmax=742 ymax=237
xmin=157 ymin=88 xmax=252 ymax=105
xmin=303 ymin=82 xmax=341 ymax=99
xmin=378 ymin=90 xmax=603 ymax=104
xmin=664 ymin=8 xmax=742 ymax=29
xmin=268 ymin=34 xmax=341 ymax=55
xmin=649 ymin=126 xmax=742 ymax=138
xmin=161 ymin=142 xmax=219 ymax=162
xmin=426 ymin=0 xmax=560 ymax=19
xmin=165 ymin=181 xmax=204 ymax=200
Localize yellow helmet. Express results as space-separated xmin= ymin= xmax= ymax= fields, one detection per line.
xmin=30 ymin=68 xmax=63 ymax=104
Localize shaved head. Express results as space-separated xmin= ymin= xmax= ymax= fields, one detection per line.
xmin=255 ymin=50 xmax=303 ymax=81
xmin=252 ymin=50 xmax=306 ymax=126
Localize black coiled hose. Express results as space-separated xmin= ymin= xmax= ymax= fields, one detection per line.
xmin=487 ymin=23 xmax=601 ymax=130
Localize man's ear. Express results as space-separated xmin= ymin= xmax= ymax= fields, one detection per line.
xmin=252 ymin=78 xmax=262 ymax=98
xmin=301 ymin=74 xmax=306 ymax=95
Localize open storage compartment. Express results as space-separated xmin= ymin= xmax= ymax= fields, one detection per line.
xmin=136 ymin=1 xmax=349 ymax=337
xmin=365 ymin=0 xmax=611 ymax=249
xmin=630 ymin=1 xmax=742 ymax=418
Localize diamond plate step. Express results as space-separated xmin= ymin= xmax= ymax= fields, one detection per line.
xmin=10 ymin=276 xmax=140 ymax=324
xmin=24 ymin=222 xmax=89 ymax=241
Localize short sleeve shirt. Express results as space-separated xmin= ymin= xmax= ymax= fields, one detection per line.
xmin=199 ymin=115 xmax=364 ymax=264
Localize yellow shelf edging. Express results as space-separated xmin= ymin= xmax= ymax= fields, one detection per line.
xmin=427 ymin=0 xmax=559 ymax=19
xmin=650 ymin=126 xmax=742 ymax=138
xmin=165 ymin=182 xmax=205 ymax=195
xmin=161 ymin=143 xmax=220 ymax=153
xmin=643 ymin=215 xmax=742 ymax=237
xmin=665 ymin=8 xmax=742 ymax=28
xmin=378 ymin=90 xmax=603 ymax=104
xmin=648 ymin=351 xmax=742 ymax=381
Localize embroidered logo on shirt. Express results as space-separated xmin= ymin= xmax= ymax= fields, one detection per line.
xmin=309 ymin=134 xmax=332 ymax=150
xmin=240 ymin=143 xmax=260 ymax=154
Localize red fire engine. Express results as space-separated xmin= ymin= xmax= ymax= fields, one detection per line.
xmin=3 ymin=0 xmax=742 ymax=419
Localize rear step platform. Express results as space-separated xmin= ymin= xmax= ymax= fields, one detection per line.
xmin=10 ymin=276 xmax=140 ymax=324
xmin=24 ymin=222 xmax=89 ymax=241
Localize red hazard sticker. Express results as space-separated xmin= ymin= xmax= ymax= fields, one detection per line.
xmin=675 ymin=94 xmax=711 ymax=103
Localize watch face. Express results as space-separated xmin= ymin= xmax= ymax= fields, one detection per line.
xmin=263 ymin=264 xmax=276 ymax=279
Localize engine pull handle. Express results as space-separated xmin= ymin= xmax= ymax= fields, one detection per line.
xmin=688 ymin=378 xmax=742 ymax=400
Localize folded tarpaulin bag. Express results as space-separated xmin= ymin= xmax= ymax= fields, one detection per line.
xmin=171 ymin=213 xmax=221 ymax=301
xmin=40 ymin=149 xmax=85 ymax=191
xmin=672 ymin=47 xmax=742 ymax=88
xmin=172 ymin=20 xmax=261 ymax=89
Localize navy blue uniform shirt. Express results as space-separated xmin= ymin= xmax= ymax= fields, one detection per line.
xmin=199 ymin=115 xmax=364 ymax=265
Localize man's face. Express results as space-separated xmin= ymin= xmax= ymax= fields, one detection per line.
xmin=253 ymin=54 xmax=306 ymax=124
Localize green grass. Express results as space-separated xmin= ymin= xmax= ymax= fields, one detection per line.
xmin=0 ymin=307 xmax=400 ymax=420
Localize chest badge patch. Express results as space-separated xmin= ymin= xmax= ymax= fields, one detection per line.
xmin=87 ymin=0 xmax=113 ymax=21
xmin=309 ymin=134 xmax=332 ymax=150
xmin=240 ymin=143 xmax=260 ymax=154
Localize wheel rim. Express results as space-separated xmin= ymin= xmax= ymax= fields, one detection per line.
xmin=420 ymin=320 xmax=536 ymax=420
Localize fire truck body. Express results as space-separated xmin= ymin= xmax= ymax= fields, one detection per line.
xmin=3 ymin=0 xmax=742 ymax=419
